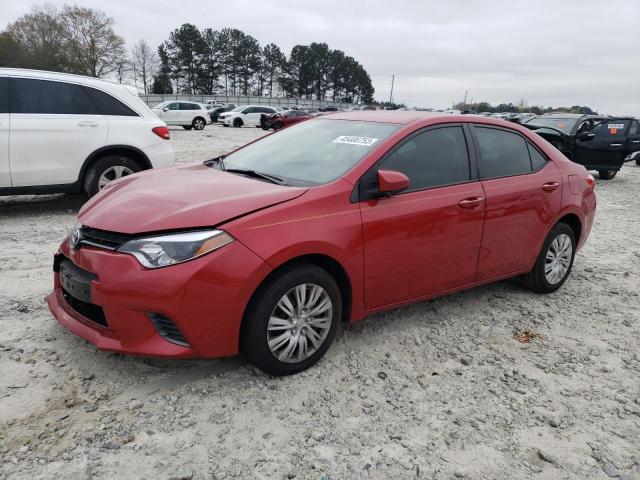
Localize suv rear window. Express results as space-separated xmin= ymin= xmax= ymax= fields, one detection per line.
xmin=84 ymin=87 xmax=138 ymax=116
xmin=11 ymin=78 xmax=98 ymax=115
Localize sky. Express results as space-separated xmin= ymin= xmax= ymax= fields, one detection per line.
xmin=2 ymin=0 xmax=639 ymax=115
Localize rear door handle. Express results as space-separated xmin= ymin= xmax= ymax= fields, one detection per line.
xmin=458 ymin=196 xmax=484 ymax=209
xmin=609 ymin=143 xmax=623 ymax=147
xmin=541 ymin=182 xmax=560 ymax=192
xmin=631 ymin=140 xmax=640 ymax=143
xmin=77 ymin=121 xmax=99 ymax=127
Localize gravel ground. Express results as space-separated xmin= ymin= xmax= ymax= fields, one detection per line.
xmin=1 ymin=124 xmax=639 ymax=480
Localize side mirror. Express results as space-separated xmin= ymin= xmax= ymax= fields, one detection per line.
xmin=377 ymin=169 xmax=409 ymax=195
xmin=162 ymin=107 xmax=169 ymax=112
xmin=578 ymin=132 xmax=595 ymax=141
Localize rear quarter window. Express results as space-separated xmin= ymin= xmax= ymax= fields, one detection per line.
xmin=84 ymin=87 xmax=138 ymax=116
xmin=0 ymin=77 xmax=8 ymax=113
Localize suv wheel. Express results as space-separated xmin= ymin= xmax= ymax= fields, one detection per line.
xmin=233 ymin=118 xmax=243 ymax=128
xmin=182 ymin=125 xmax=193 ymax=130
xmin=84 ymin=155 xmax=140 ymax=196
xmin=598 ymin=170 xmax=617 ymax=180
xmin=192 ymin=117 xmax=206 ymax=130
xmin=522 ymin=222 xmax=576 ymax=293
xmin=241 ymin=264 xmax=341 ymax=376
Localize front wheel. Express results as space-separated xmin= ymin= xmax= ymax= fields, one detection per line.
xmin=192 ymin=117 xmax=206 ymax=130
xmin=598 ymin=170 xmax=617 ymax=180
xmin=83 ymin=156 xmax=140 ymax=196
xmin=521 ymin=223 xmax=576 ymax=293
xmin=233 ymin=118 xmax=243 ymax=128
xmin=241 ymin=264 xmax=341 ymax=376
xmin=272 ymin=121 xmax=284 ymax=130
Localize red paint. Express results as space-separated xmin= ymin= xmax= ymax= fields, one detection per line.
xmin=377 ymin=169 xmax=409 ymax=194
xmin=48 ymin=113 xmax=596 ymax=359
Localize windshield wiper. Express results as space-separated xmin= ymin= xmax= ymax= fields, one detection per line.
xmin=204 ymin=155 xmax=226 ymax=170
xmin=225 ymin=168 xmax=288 ymax=186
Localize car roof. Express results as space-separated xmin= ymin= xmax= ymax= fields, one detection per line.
xmin=0 ymin=67 xmax=125 ymax=89
xmin=322 ymin=111 xmax=471 ymax=125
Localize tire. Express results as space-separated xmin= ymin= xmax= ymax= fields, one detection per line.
xmin=223 ymin=124 xmax=229 ymax=127
xmin=83 ymin=155 xmax=141 ymax=196
xmin=598 ymin=170 xmax=617 ymax=180
xmin=233 ymin=118 xmax=243 ymax=128
xmin=192 ymin=117 xmax=206 ymax=130
xmin=636 ymin=158 xmax=640 ymax=166
xmin=182 ymin=125 xmax=193 ymax=130
xmin=272 ymin=122 xmax=284 ymax=130
xmin=240 ymin=264 xmax=342 ymax=376
xmin=521 ymin=223 xmax=576 ymax=293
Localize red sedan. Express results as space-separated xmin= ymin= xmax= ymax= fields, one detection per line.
xmin=48 ymin=112 xmax=596 ymax=376
xmin=261 ymin=109 xmax=311 ymax=130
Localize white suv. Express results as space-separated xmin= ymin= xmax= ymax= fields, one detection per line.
xmin=218 ymin=105 xmax=277 ymax=128
xmin=0 ymin=68 xmax=175 ymax=196
xmin=151 ymin=101 xmax=209 ymax=130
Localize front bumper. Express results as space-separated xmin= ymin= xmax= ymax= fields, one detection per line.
xmin=218 ymin=117 xmax=232 ymax=125
xmin=47 ymin=237 xmax=271 ymax=358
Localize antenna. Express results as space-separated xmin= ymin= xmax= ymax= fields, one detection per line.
xmin=389 ymin=74 xmax=395 ymax=105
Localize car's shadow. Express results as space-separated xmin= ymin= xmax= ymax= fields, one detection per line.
xmin=0 ymin=193 xmax=86 ymax=219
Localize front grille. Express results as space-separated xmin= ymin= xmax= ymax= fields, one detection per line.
xmin=78 ymin=226 xmax=131 ymax=250
xmin=62 ymin=287 xmax=108 ymax=327
xmin=148 ymin=313 xmax=189 ymax=347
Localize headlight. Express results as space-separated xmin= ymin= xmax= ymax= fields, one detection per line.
xmin=118 ymin=230 xmax=234 ymax=269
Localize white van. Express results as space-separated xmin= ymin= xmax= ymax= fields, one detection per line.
xmin=0 ymin=68 xmax=175 ymax=196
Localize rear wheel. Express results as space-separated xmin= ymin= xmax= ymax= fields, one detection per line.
xmin=522 ymin=223 xmax=576 ymax=293
xmin=241 ymin=264 xmax=341 ymax=376
xmin=83 ymin=155 xmax=140 ymax=196
xmin=598 ymin=170 xmax=617 ymax=180
xmin=192 ymin=117 xmax=206 ymax=130
xmin=273 ymin=121 xmax=284 ymax=130
xmin=636 ymin=158 xmax=640 ymax=166
xmin=233 ymin=118 xmax=243 ymax=128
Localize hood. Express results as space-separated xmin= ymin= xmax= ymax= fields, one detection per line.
xmin=78 ymin=163 xmax=308 ymax=234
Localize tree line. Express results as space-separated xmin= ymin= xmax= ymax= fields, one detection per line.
xmin=152 ymin=25 xmax=374 ymax=103
xmin=454 ymin=100 xmax=597 ymax=115
xmin=0 ymin=5 xmax=375 ymax=104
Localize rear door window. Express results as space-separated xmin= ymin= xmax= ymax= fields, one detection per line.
xmin=0 ymin=77 xmax=8 ymax=113
xmin=474 ymin=127 xmax=532 ymax=178
xmin=381 ymin=126 xmax=471 ymax=191
xmin=179 ymin=102 xmax=197 ymax=110
xmin=84 ymin=87 xmax=138 ymax=116
xmin=11 ymin=78 xmax=98 ymax=115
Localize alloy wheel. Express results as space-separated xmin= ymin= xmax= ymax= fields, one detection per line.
xmin=194 ymin=119 xmax=205 ymax=130
xmin=98 ymin=165 xmax=134 ymax=190
xmin=545 ymin=233 xmax=572 ymax=284
xmin=267 ymin=283 xmax=333 ymax=363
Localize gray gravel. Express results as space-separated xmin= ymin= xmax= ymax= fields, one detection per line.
xmin=1 ymin=125 xmax=639 ymax=479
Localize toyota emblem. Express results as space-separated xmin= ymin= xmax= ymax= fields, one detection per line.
xmin=71 ymin=225 xmax=82 ymax=248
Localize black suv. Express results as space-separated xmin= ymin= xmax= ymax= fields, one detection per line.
xmin=524 ymin=113 xmax=640 ymax=179
xmin=209 ymin=104 xmax=236 ymax=123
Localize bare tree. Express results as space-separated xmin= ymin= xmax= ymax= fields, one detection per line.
xmin=132 ymin=39 xmax=157 ymax=94
xmin=60 ymin=5 xmax=125 ymax=77
xmin=114 ymin=56 xmax=132 ymax=84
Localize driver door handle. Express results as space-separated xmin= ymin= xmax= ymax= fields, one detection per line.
xmin=609 ymin=143 xmax=623 ymax=147
xmin=77 ymin=121 xmax=99 ymax=127
xmin=541 ymin=182 xmax=560 ymax=192
xmin=631 ymin=140 xmax=640 ymax=143
xmin=458 ymin=196 xmax=484 ymax=209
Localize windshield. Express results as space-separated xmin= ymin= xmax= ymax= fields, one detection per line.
xmin=526 ymin=117 xmax=578 ymax=134
xmin=152 ymin=101 xmax=169 ymax=109
xmin=222 ymin=119 xmax=399 ymax=186
xmin=230 ymin=106 xmax=247 ymax=112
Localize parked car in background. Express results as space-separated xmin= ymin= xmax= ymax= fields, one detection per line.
xmin=319 ymin=105 xmax=338 ymax=112
xmin=48 ymin=111 xmax=595 ymax=375
xmin=523 ymin=113 xmax=639 ymax=179
xmin=0 ymin=68 xmax=175 ymax=196
xmin=209 ymin=104 xmax=236 ymax=123
xmin=218 ymin=105 xmax=277 ymax=127
xmin=261 ymin=109 xmax=311 ymax=130
xmin=151 ymin=101 xmax=209 ymax=130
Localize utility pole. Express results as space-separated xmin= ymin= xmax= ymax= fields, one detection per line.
xmin=463 ymin=90 xmax=468 ymax=108
xmin=389 ymin=74 xmax=395 ymax=105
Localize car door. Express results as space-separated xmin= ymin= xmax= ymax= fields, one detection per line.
xmin=160 ymin=102 xmax=180 ymax=125
xmin=242 ymin=107 xmax=260 ymax=125
xmin=472 ymin=125 xmax=562 ymax=281
xmin=0 ymin=76 xmax=9 ymax=187
xmin=9 ymin=77 xmax=108 ymax=186
xmin=573 ymin=119 xmax=631 ymax=170
xmin=360 ymin=124 xmax=485 ymax=308
xmin=626 ymin=120 xmax=640 ymax=159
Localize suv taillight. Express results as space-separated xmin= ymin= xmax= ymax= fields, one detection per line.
xmin=586 ymin=174 xmax=595 ymax=189
xmin=152 ymin=126 xmax=170 ymax=140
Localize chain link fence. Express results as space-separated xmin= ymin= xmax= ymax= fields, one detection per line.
xmin=139 ymin=94 xmax=355 ymax=110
